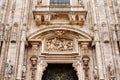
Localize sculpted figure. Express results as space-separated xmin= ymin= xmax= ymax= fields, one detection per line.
xmin=108 ymin=62 xmax=115 ymax=80
xmin=47 ymin=38 xmax=73 ymax=51
xmin=5 ymin=60 xmax=13 ymax=78
xmin=22 ymin=65 xmax=26 ymax=79
xmin=93 ymin=66 xmax=98 ymax=80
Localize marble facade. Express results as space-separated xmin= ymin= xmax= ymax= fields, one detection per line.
xmin=0 ymin=0 xmax=120 ymax=80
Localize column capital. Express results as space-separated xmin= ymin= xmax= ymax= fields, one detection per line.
xmin=72 ymin=61 xmax=81 ymax=71
xmin=81 ymin=42 xmax=89 ymax=48
xmin=30 ymin=41 xmax=40 ymax=45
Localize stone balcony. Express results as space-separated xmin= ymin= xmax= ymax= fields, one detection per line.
xmin=33 ymin=5 xmax=87 ymax=26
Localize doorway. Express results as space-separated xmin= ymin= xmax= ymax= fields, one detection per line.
xmin=42 ymin=64 xmax=78 ymax=80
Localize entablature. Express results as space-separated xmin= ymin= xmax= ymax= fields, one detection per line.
xmin=33 ymin=5 xmax=87 ymax=26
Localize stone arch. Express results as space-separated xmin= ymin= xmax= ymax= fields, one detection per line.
xmin=28 ymin=25 xmax=92 ymax=41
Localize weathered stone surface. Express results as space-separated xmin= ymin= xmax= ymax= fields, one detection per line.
xmin=0 ymin=0 xmax=120 ymax=80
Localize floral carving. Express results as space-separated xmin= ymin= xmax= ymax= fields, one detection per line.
xmin=46 ymin=38 xmax=73 ymax=51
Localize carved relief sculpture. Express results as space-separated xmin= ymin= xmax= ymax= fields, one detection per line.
xmin=44 ymin=14 xmax=50 ymax=25
xmin=93 ymin=66 xmax=98 ymax=80
xmin=78 ymin=15 xmax=85 ymax=26
xmin=82 ymin=55 xmax=90 ymax=80
xmin=35 ymin=15 xmax=41 ymax=26
xmin=46 ymin=38 xmax=73 ymax=51
xmin=22 ymin=65 xmax=26 ymax=79
xmin=30 ymin=55 xmax=38 ymax=80
xmin=5 ymin=60 xmax=13 ymax=80
xmin=69 ymin=15 xmax=76 ymax=25
xmin=107 ymin=62 xmax=115 ymax=80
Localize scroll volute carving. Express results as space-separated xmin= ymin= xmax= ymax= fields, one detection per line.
xmin=69 ymin=14 xmax=76 ymax=25
xmin=30 ymin=55 xmax=38 ymax=67
xmin=35 ymin=15 xmax=41 ymax=26
xmin=78 ymin=15 xmax=85 ymax=26
xmin=35 ymin=14 xmax=50 ymax=26
xmin=44 ymin=14 xmax=50 ymax=25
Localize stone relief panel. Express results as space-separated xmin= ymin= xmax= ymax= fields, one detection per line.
xmin=46 ymin=38 xmax=73 ymax=51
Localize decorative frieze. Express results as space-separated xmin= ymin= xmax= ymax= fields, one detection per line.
xmin=93 ymin=66 xmax=99 ymax=80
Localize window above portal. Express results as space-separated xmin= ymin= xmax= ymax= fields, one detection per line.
xmin=50 ymin=0 xmax=70 ymax=6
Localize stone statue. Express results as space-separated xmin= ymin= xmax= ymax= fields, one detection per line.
xmin=22 ymin=65 xmax=26 ymax=79
xmin=108 ymin=62 xmax=115 ymax=80
xmin=93 ymin=66 xmax=98 ymax=80
xmin=5 ymin=60 xmax=13 ymax=78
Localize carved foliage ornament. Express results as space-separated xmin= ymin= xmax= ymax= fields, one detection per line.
xmin=46 ymin=38 xmax=73 ymax=51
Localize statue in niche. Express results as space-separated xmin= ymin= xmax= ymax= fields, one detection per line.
xmin=46 ymin=38 xmax=73 ymax=51
xmin=5 ymin=60 xmax=13 ymax=79
xmin=93 ymin=66 xmax=98 ymax=80
xmin=107 ymin=62 xmax=115 ymax=80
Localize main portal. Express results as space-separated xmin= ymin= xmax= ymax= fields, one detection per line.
xmin=42 ymin=64 xmax=78 ymax=80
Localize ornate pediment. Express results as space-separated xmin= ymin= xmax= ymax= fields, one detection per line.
xmin=28 ymin=26 xmax=92 ymax=54
xmin=28 ymin=26 xmax=92 ymax=41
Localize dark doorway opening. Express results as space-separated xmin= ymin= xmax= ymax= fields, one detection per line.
xmin=42 ymin=64 xmax=78 ymax=80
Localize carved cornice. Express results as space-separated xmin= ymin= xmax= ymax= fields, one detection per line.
xmin=28 ymin=25 xmax=92 ymax=41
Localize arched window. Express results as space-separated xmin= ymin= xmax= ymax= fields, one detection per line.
xmin=50 ymin=0 xmax=70 ymax=6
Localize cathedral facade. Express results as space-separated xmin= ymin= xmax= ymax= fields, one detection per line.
xmin=0 ymin=0 xmax=120 ymax=80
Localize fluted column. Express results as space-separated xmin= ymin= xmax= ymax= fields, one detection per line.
xmin=94 ymin=24 xmax=104 ymax=80
xmin=16 ymin=25 xmax=26 ymax=80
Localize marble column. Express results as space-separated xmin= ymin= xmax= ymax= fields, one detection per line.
xmin=36 ymin=61 xmax=47 ymax=80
